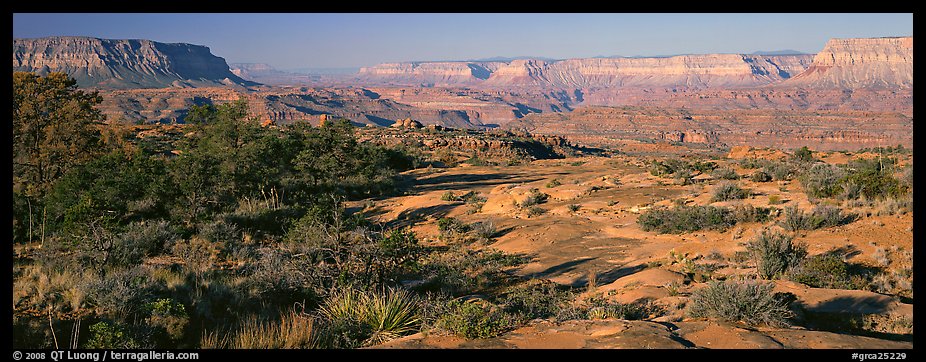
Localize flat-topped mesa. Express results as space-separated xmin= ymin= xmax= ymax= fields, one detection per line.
xmin=356 ymin=54 xmax=812 ymax=89
xmin=12 ymin=36 xmax=257 ymax=89
xmin=357 ymin=61 xmax=505 ymax=85
xmin=484 ymin=54 xmax=812 ymax=88
xmin=779 ymin=37 xmax=912 ymax=89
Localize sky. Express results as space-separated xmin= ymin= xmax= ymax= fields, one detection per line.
xmin=13 ymin=13 xmax=913 ymax=70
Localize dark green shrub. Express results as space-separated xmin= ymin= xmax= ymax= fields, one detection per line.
xmin=711 ymin=182 xmax=750 ymax=202
xmin=434 ymin=300 xmax=516 ymax=339
xmin=438 ymin=217 xmax=469 ymax=240
xmin=567 ymin=204 xmax=581 ymax=212
xmin=637 ymin=205 xmax=736 ymax=234
xmin=500 ymin=280 xmax=572 ymax=321
xmin=730 ymin=204 xmax=775 ymax=224
xmin=746 ymin=228 xmax=806 ymax=280
xmin=145 ymin=298 xmax=190 ymax=347
xmin=842 ymin=157 xmax=907 ymax=200
xmin=687 ymin=280 xmax=794 ymax=327
xmin=85 ymin=321 xmax=140 ymax=349
xmin=793 ymin=146 xmax=815 ymax=163
xmin=787 ymin=254 xmax=857 ymax=289
xmin=808 ymin=204 xmax=852 ymax=229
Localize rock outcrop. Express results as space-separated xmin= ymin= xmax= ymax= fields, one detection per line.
xmin=13 ymin=36 xmax=257 ymax=89
xmin=779 ymin=37 xmax=912 ymax=89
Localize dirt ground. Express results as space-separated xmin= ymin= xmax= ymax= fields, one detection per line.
xmin=352 ymin=149 xmax=913 ymax=349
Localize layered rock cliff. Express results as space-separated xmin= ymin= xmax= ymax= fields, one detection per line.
xmin=779 ymin=37 xmax=912 ymax=89
xmin=357 ymin=61 xmax=506 ymax=86
xmin=13 ymin=36 xmax=257 ymax=89
xmin=355 ymin=54 xmax=813 ymax=89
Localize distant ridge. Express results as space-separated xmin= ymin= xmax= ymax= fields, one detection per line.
xmin=750 ymin=49 xmax=809 ymax=55
xmin=13 ymin=36 xmax=258 ymax=89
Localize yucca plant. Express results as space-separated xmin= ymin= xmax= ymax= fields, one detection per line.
xmin=361 ymin=288 xmax=421 ymax=346
xmin=316 ymin=287 xmax=420 ymax=348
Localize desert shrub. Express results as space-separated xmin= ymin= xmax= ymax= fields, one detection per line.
xmin=110 ymin=220 xmax=178 ymax=267
xmin=808 ymin=204 xmax=852 ymax=229
xmin=768 ymin=195 xmax=782 ymax=205
xmin=567 ymin=204 xmax=581 ymax=212
xmin=417 ymin=247 xmax=527 ymax=296
xmin=144 ymin=298 xmax=190 ymax=347
xmin=711 ymin=182 xmax=749 ymax=202
xmin=787 ymin=254 xmax=857 ymax=289
xmin=750 ymin=170 xmax=772 ymax=182
xmin=517 ymin=188 xmax=549 ymax=208
xmin=86 ymin=266 xmax=156 ymax=320
xmin=746 ymin=228 xmax=806 ymax=280
xmin=687 ymin=280 xmax=794 ymax=327
xmin=781 ymin=205 xmax=851 ymax=231
xmin=557 ymin=295 xmax=664 ymax=321
xmin=85 ymin=321 xmax=140 ymax=349
xmin=545 ymin=179 xmax=562 ymax=188
xmin=440 ymin=191 xmax=459 ymax=201
xmin=469 ymin=220 xmax=497 ymax=243
xmin=781 ymin=205 xmax=810 ymax=232
xmin=648 ymin=158 xmax=692 ymax=178
xmin=499 ymin=280 xmax=572 ymax=321
xmin=711 ymin=167 xmax=739 ymax=180
xmin=433 ymin=299 xmax=516 ymax=339
xmin=437 ymin=217 xmax=469 ymax=241
xmin=730 ymin=203 xmax=774 ymax=224
xmin=738 ymin=158 xmax=765 ymax=169
xmin=525 ymin=206 xmax=546 ymax=217
xmin=800 ymin=163 xmax=847 ymax=199
xmin=842 ymin=157 xmax=907 ymax=200
xmin=171 ymin=237 xmax=217 ymax=281
xmin=638 ymin=205 xmax=735 ymax=234
xmin=792 ymin=146 xmax=815 ymax=163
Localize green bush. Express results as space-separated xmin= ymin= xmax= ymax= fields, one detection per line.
xmin=434 ymin=299 xmax=516 ymax=339
xmin=746 ymin=228 xmax=806 ymax=280
xmin=799 ymin=163 xmax=847 ymax=199
xmin=842 ymin=157 xmax=907 ymax=200
xmin=793 ymin=146 xmax=815 ymax=163
xmin=787 ymin=254 xmax=858 ymax=289
xmin=730 ymin=204 xmax=775 ymax=224
xmin=687 ymin=280 xmax=794 ymax=327
xmin=85 ymin=321 xmax=139 ymax=349
xmin=637 ymin=205 xmax=736 ymax=234
xmin=500 ymin=280 xmax=572 ymax=321
xmin=567 ymin=204 xmax=581 ymax=212
xmin=711 ymin=182 xmax=750 ymax=202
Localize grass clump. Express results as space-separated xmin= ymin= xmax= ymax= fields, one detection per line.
xmin=687 ymin=280 xmax=794 ymax=327
xmin=567 ymin=204 xmax=581 ymax=212
xmin=746 ymin=228 xmax=807 ymax=280
xmin=314 ymin=287 xmax=420 ymax=348
xmin=545 ymin=179 xmax=562 ymax=188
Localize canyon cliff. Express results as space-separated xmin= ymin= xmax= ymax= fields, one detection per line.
xmin=13 ymin=36 xmax=257 ymax=89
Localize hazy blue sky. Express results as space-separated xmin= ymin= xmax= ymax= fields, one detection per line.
xmin=13 ymin=13 xmax=913 ymax=70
